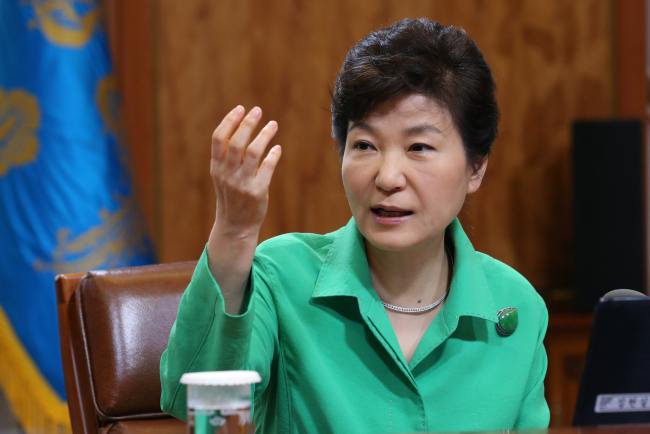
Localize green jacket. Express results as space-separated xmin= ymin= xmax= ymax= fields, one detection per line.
xmin=160 ymin=218 xmax=550 ymax=433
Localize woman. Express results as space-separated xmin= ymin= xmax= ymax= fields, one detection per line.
xmin=160 ymin=19 xmax=550 ymax=433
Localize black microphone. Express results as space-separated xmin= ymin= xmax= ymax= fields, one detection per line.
xmin=600 ymin=289 xmax=647 ymax=300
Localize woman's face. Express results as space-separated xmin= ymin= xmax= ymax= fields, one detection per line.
xmin=341 ymin=93 xmax=487 ymax=252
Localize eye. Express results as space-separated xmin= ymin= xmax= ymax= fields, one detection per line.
xmin=409 ymin=143 xmax=434 ymax=152
xmin=354 ymin=141 xmax=374 ymax=151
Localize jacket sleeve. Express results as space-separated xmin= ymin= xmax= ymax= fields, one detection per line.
xmin=159 ymin=246 xmax=278 ymax=421
xmin=513 ymin=299 xmax=551 ymax=429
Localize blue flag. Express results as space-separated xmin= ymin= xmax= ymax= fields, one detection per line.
xmin=0 ymin=0 xmax=155 ymax=429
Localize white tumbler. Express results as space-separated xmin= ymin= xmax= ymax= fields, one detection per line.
xmin=181 ymin=371 xmax=261 ymax=434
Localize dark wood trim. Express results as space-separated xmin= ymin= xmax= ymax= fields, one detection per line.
xmin=105 ymin=0 xmax=158 ymax=258
xmin=614 ymin=0 xmax=647 ymax=118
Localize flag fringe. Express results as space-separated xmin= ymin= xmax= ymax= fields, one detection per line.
xmin=0 ymin=306 xmax=72 ymax=434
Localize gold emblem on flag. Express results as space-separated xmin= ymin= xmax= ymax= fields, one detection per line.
xmin=97 ymin=75 xmax=123 ymax=137
xmin=34 ymin=195 xmax=152 ymax=274
xmin=27 ymin=0 xmax=99 ymax=48
xmin=96 ymin=73 xmax=134 ymax=186
xmin=0 ymin=88 xmax=41 ymax=177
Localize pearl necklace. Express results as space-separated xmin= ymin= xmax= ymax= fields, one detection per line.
xmin=381 ymin=291 xmax=448 ymax=314
xmin=380 ymin=243 xmax=452 ymax=314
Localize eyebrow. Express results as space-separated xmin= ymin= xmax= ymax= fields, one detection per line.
xmin=347 ymin=122 xmax=375 ymax=134
xmin=347 ymin=122 xmax=442 ymax=135
xmin=403 ymin=123 xmax=442 ymax=135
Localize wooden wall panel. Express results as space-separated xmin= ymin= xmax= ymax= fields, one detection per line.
xmin=105 ymin=0 xmax=156 ymax=249
xmin=615 ymin=0 xmax=647 ymax=118
xmin=450 ymin=1 xmax=613 ymax=289
xmin=153 ymin=0 xmax=614 ymax=291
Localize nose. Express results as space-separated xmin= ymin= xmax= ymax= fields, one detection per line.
xmin=375 ymin=153 xmax=406 ymax=193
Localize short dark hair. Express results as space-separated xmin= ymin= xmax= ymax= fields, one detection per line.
xmin=331 ymin=18 xmax=499 ymax=171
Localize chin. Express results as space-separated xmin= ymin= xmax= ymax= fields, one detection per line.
xmin=359 ymin=225 xmax=423 ymax=252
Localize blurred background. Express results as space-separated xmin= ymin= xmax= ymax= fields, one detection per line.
xmin=0 ymin=0 xmax=648 ymax=432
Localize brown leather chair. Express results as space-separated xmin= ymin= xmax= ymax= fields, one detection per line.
xmin=56 ymin=261 xmax=197 ymax=434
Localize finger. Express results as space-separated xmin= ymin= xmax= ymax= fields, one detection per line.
xmin=240 ymin=120 xmax=278 ymax=175
xmin=212 ymin=105 xmax=245 ymax=160
xmin=226 ymin=107 xmax=263 ymax=170
xmin=255 ymin=145 xmax=282 ymax=188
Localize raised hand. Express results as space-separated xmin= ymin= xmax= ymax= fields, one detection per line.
xmin=211 ymin=105 xmax=281 ymax=233
xmin=207 ymin=106 xmax=282 ymax=314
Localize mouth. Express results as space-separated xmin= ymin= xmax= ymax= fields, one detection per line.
xmin=370 ymin=206 xmax=413 ymax=225
xmin=371 ymin=207 xmax=413 ymax=217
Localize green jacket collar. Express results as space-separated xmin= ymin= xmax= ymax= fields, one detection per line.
xmin=311 ymin=218 xmax=498 ymax=326
xmin=311 ymin=218 xmax=380 ymax=315
xmin=444 ymin=218 xmax=499 ymax=326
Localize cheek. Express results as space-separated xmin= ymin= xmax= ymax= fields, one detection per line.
xmin=341 ymin=161 xmax=353 ymax=194
xmin=342 ymin=163 xmax=380 ymax=219
xmin=341 ymin=161 xmax=364 ymax=205
xmin=417 ymin=166 xmax=469 ymax=209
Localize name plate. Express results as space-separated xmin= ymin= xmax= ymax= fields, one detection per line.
xmin=595 ymin=394 xmax=650 ymax=413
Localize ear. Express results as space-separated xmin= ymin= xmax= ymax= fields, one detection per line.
xmin=466 ymin=158 xmax=488 ymax=194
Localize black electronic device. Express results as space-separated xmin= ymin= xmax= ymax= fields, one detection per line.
xmin=572 ymin=120 xmax=645 ymax=312
xmin=573 ymin=296 xmax=650 ymax=426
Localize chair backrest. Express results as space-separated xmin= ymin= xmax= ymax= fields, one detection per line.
xmin=56 ymin=261 xmax=197 ymax=434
